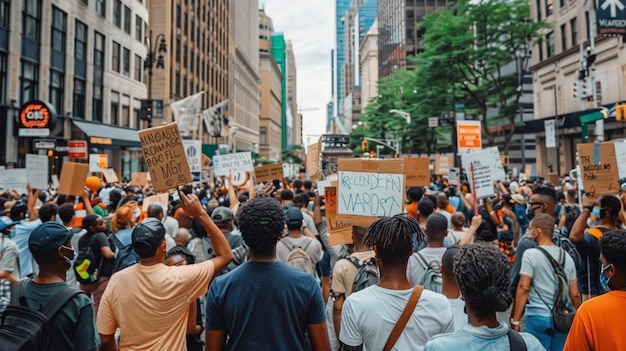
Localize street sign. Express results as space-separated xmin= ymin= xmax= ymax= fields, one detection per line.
xmin=597 ymin=0 xmax=626 ymax=35
xmin=428 ymin=117 xmax=439 ymax=128
xmin=68 ymin=140 xmax=88 ymax=158
xmin=33 ymin=139 xmax=57 ymax=150
xmin=19 ymin=128 xmax=50 ymax=137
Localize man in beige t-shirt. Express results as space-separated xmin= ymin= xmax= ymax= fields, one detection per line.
xmin=328 ymin=226 xmax=375 ymax=350
xmin=97 ymin=193 xmax=233 ymax=351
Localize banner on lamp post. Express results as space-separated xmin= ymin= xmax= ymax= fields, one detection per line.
xmin=545 ymin=119 xmax=556 ymax=148
xmin=171 ymin=91 xmax=204 ymax=133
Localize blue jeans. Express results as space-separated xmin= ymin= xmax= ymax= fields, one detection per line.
xmin=525 ymin=315 xmax=567 ymax=351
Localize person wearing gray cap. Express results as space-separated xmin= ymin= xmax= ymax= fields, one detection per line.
xmin=407 ymin=213 xmax=448 ymax=292
xmin=97 ymin=192 xmax=233 ymax=351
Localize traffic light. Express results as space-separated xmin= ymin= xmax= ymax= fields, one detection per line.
xmin=616 ymin=104 xmax=626 ymax=121
xmin=573 ymin=81 xmax=580 ymax=99
xmin=369 ymin=150 xmax=375 ymax=158
xmin=581 ymin=79 xmax=588 ymax=99
xmin=361 ymin=140 xmax=368 ymax=151
xmin=139 ymin=99 xmax=153 ymax=121
xmin=47 ymin=149 xmax=54 ymax=157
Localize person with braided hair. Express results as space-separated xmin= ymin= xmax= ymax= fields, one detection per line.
xmin=340 ymin=215 xmax=453 ymax=351
xmin=425 ymin=242 xmax=544 ymax=350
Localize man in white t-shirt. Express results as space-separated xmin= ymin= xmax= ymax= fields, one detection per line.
xmin=441 ymin=244 xmax=467 ymax=331
xmin=276 ymin=208 xmax=323 ymax=272
xmin=340 ymin=216 xmax=454 ymax=351
xmin=407 ymin=213 xmax=448 ymax=287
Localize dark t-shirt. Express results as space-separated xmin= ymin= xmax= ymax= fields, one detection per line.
xmin=22 ymin=280 xmax=100 ymax=351
xmin=78 ymin=232 xmax=114 ymax=277
xmin=206 ymin=261 xmax=326 ymax=351
xmin=575 ymin=229 xmax=605 ymax=295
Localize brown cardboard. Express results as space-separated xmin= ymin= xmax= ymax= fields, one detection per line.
xmin=102 ymin=168 xmax=119 ymax=183
xmin=548 ymin=173 xmax=560 ymax=185
xmin=404 ymin=157 xmax=430 ymax=187
xmin=129 ymin=172 xmax=149 ymax=186
xmin=142 ymin=193 xmax=170 ymax=212
xmin=325 ymin=186 xmax=353 ymax=245
xmin=57 ymin=162 xmax=90 ymax=196
xmin=138 ymin=123 xmax=192 ymax=193
xmin=306 ymin=139 xmax=320 ymax=181
xmin=434 ymin=155 xmax=453 ymax=175
xmin=577 ymin=142 xmax=620 ymax=195
xmin=254 ymin=163 xmax=284 ymax=183
xmin=524 ymin=165 xmax=532 ymax=179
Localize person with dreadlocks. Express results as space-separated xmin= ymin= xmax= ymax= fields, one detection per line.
xmin=564 ymin=229 xmax=626 ymax=351
xmin=425 ymin=242 xmax=544 ymax=350
xmin=204 ymin=193 xmax=330 ymax=351
xmin=339 ymin=215 xmax=453 ymax=351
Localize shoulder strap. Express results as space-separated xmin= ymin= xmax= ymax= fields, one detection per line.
xmin=41 ymin=287 xmax=84 ymax=321
xmin=383 ymin=285 xmax=424 ymax=351
xmin=9 ymin=279 xmax=28 ymax=306
xmin=110 ymin=234 xmax=123 ymax=248
xmin=347 ymin=255 xmax=361 ymax=268
xmin=279 ymin=238 xmax=292 ymax=251
xmin=507 ymin=329 xmax=527 ymax=351
xmin=415 ymin=252 xmax=429 ymax=270
xmin=302 ymin=239 xmax=312 ymax=252
xmin=535 ymin=246 xmax=559 ymax=269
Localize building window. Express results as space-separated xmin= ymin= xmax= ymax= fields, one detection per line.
xmin=536 ymin=0 xmax=541 ymax=19
xmin=175 ymin=70 xmax=180 ymax=95
xmin=176 ymin=5 xmax=180 ymax=28
xmin=176 ymin=38 xmax=180 ymax=62
xmin=0 ymin=0 xmax=10 ymax=29
xmin=546 ymin=0 xmax=553 ymax=16
xmin=113 ymin=0 xmax=121 ymax=28
xmin=585 ymin=12 xmax=591 ymax=41
xmin=546 ymin=32 xmax=554 ymax=58
xmin=183 ymin=14 xmax=187 ymax=36
xmin=122 ymin=104 xmax=130 ymax=127
xmin=0 ymin=54 xmax=7 ymax=102
xmin=110 ymin=93 xmax=119 ymax=125
xmin=96 ymin=0 xmax=105 ymax=17
xmin=50 ymin=6 xmax=66 ymax=71
xmin=183 ymin=44 xmax=187 ymax=68
xmin=134 ymin=54 xmax=142 ymax=81
xmin=182 ymin=76 xmax=187 ymax=96
xmin=49 ymin=70 xmax=64 ymax=115
xmin=561 ymin=24 xmax=567 ymax=51
xmin=23 ymin=0 xmax=41 ymax=41
xmin=570 ymin=18 xmax=578 ymax=46
xmin=93 ymin=32 xmax=104 ymax=121
xmin=260 ymin=127 xmax=267 ymax=144
xmin=20 ymin=61 xmax=38 ymax=103
xmin=73 ymin=78 xmax=86 ymax=118
xmin=135 ymin=15 xmax=142 ymax=42
xmin=80 ymin=0 xmax=88 ymax=5
xmin=74 ymin=20 xmax=87 ymax=80
xmin=123 ymin=5 xmax=131 ymax=34
xmin=122 ymin=47 xmax=130 ymax=76
xmin=190 ymin=20 xmax=194 ymax=43
xmin=189 ymin=49 xmax=194 ymax=73
xmin=112 ymin=41 xmax=120 ymax=73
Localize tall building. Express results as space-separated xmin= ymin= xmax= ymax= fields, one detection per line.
xmin=271 ymin=32 xmax=289 ymax=150
xmin=286 ymin=41 xmax=301 ymax=146
xmin=229 ymin=0 xmax=260 ymax=153
xmin=149 ymin=0 xmax=229 ymax=145
xmin=378 ymin=0 xmax=453 ymax=77
xmin=360 ymin=19 xmax=378 ymax=114
xmin=528 ymin=0 xmax=626 ymax=176
xmin=1 ymin=0 xmax=148 ymax=177
xmin=335 ymin=0 xmax=351 ymax=120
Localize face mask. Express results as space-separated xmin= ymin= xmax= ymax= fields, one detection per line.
xmin=60 ymin=245 xmax=76 ymax=268
xmin=526 ymin=207 xmax=535 ymax=221
xmin=600 ymin=263 xmax=612 ymax=292
xmin=592 ymin=207 xmax=601 ymax=218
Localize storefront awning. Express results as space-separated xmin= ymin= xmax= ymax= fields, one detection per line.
xmin=72 ymin=120 xmax=141 ymax=148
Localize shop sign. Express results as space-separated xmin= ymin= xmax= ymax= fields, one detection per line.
xmin=18 ymin=100 xmax=57 ymax=136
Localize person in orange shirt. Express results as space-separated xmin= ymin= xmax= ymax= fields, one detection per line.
xmin=564 ymin=229 xmax=626 ymax=351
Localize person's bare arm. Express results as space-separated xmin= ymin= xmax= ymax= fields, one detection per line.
xmin=99 ymin=245 xmax=115 ymax=260
xmin=186 ymin=301 xmax=202 ymax=335
xmin=205 ymin=329 xmax=227 ymax=351
xmin=0 ymin=271 xmax=17 ymax=283
xmin=81 ymin=189 xmax=94 ymax=215
xmin=332 ymin=295 xmax=345 ymax=339
xmin=226 ymin=173 xmax=239 ymax=212
xmin=313 ymin=193 xmax=323 ymax=225
xmin=26 ymin=185 xmax=39 ymax=221
xmin=459 ymin=215 xmax=482 ymax=245
xmin=179 ymin=192 xmax=233 ymax=273
xmin=99 ymin=334 xmax=117 ymax=351
xmin=569 ymin=281 xmax=581 ymax=309
xmin=511 ymin=275 xmax=531 ymax=332
xmin=307 ymin=321 xmax=331 ymax=351
xmin=570 ymin=194 xmax=595 ymax=243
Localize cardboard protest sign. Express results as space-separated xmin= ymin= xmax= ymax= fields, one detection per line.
xmin=306 ymin=139 xmax=320 ymax=181
xmin=102 ymin=168 xmax=119 ymax=184
xmin=129 ymin=172 xmax=148 ymax=186
xmin=461 ymin=147 xmax=506 ymax=199
xmin=57 ymin=162 xmax=90 ymax=196
xmin=254 ymin=163 xmax=283 ymax=183
xmin=142 ymin=193 xmax=169 ymax=212
xmin=577 ymin=142 xmax=619 ymax=195
xmin=139 ymin=123 xmax=192 ymax=193
xmin=325 ymin=185 xmax=353 ymax=245
xmin=0 ymin=169 xmax=28 ymax=195
xmin=524 ymin=165 xmax=532 ymax=180
xmin=548 ymin=173 xmax=560 ymax=186
xmin=212 ymin=152 xmax=254 ymax=177
xmin=25 ymin=154 xmax=48 ymax=190
xmin=336 ymin=158 xmax=404 ymax=227
xmin=404 ymin=157 xmax=430 ymax=187
xmin=434 ymin=155 xmax=453 ymax=175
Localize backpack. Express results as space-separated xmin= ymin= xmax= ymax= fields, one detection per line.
xmin=345 ymin=256 xmax=378 ymax=293
xmin=0 ymin=280 xmax=84 ymax=351
xmin=561 ymin=205 xmax=581 ymax=235
xmin=110 ymin=234 xmax=140 ymax=273
xmin=414 ymin=253 xmax=443 ymax=293
xmin=534 ymin=247 xmax=577 ymax=333
xmin=498 ymin=215 xmax=516 ymax=243
xmin=280 ymin=238 xmax=316 ymax=276
xmin=553 ymin=229 xmax=584 ymax=278
xmin=73 ymin=234 xmax=103 ymax=284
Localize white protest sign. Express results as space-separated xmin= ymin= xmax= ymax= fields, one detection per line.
xmin=0 ymin=169 xmax=28 ymax=195
xmin=283 ymin=163 xmax=293 ymax=178
xmin=316 ymin=180 xmax=332 ymax=196
xmin=212 ymin=152 xmax=254 ymax=176
xmin=182 ymin=139 xmax=202 ymax=182
xmin=461 ymin=147 xmax=506 ymax=199
xmin=26 ymin=154 xmax=49 ymax=190
xmin=448 ymin=167 xmax=460 ymax=186
xmin=89 ymin=154 xmax=108 ymax=172
xmin=337 ymin=171 xmax=404 ymax=217
xmin=613 ymin=141 xmax=626 ymax=180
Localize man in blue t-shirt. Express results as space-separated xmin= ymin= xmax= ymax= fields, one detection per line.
xmin=205 ymin=194 xmax=330 ymax=351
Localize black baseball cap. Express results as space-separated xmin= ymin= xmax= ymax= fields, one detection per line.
xmin=285 ymin=208 xmax=303 ymax=230
xmin=29 ymin=222 xmax=73 ymax=254
xmin=132 ymin=218 xmax=166 ymax=258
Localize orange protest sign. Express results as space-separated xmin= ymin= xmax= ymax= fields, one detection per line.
xmin=457 ymin=120 xmax=482 ymax=153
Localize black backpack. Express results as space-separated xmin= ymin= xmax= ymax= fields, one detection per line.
xmin=553 ymin=229 xmax=584 ymax=278
xmin=73 ymin=234 xmax=103 ymax=284
xmin=110 ymin=235 xmax=140 ymax=273
xmin=561 ymin=205 xmax=581 ymax=235
xmin=0 ymin=280 xmax=84 ymax=351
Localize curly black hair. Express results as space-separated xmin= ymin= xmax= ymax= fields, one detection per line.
xmin=600 ymin=230 xmax=626 ymax=270
xmin=364 ymin=215 xmax=418 ymax=266
xmin=454 ymin=242 xmax=512 ymax=318
xmin=238 ymin=194 xmax=285 ymax=255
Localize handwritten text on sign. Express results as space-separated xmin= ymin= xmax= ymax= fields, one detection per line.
xmin=212 ymin=152 xmax=254 ymax=176
xmin=337 ymin=171 xmax=403 ymax=217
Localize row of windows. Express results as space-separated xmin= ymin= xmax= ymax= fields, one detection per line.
xmin=538 ymin=16 xmax=588 ymax=60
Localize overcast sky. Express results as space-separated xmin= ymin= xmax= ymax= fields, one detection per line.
xmin=262 ymin=0 xmax=334 ymax=146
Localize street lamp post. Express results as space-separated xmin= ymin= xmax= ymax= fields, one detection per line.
xmin=389 ymin=109 xmax=411 ymax=155
xmin=143 ymin=30 xmax=167 ymax=128
xmin=515 ymin=44 xmax=528 ymax=171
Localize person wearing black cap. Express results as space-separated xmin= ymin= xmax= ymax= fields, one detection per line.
xmin=407 ymin=213 xmax=448 ymax=289
xmin=22 ymin=222 xmax=101 ymax=350
xmin=97 ymin=192 xmax=233 ymax=351
xmin=0 ymin=216 xmax=20 ymax=313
